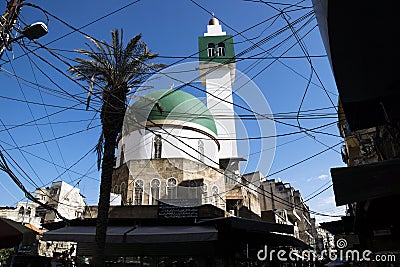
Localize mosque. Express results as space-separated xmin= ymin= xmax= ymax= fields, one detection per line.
xmin=111 ymin=17 xmax=246 ymax=211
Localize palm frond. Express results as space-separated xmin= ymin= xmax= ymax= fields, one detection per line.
xmin=94 ymin=131 xmax=104 ymax=171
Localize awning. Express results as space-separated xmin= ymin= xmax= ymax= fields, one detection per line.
xmin=197 ymin=217 xmax=294 ymax=235
xmin=42 ymin=226 xmax=131 ymax=243
xmin=312 ymin=0 xmax=400 ymax=131
xmin=319 ymin=217 xmax=354 ymax=235
xmin=331 ymin=158 xmax=400 ymax=205
xmin=43 ymin=225 xmax=218 ymax=243
xmin=126 ymin=225 xmax=218 ymax=243
xmin=0 ymin=218 xmax=37 ymax=249
xmin=197 ymin=217 xmax=310 ymax=249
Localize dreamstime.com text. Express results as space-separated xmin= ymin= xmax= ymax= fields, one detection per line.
xmin=257 ymin=239 xmax=397 ymax=262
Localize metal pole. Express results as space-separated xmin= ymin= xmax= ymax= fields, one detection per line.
xmin=0 ymin=0 xmax=23 ymax=58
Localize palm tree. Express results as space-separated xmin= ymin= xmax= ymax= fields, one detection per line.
xmin=69 ymin=29 xmax=164 ymax=266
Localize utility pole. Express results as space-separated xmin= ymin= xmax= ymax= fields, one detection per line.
xmin=0 ymin=0 xmax=23 ymax=58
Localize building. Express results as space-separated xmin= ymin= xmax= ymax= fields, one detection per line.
xmin=0 ymin=181 xmax=84 ymax=260
xmin=311 ymin=218 xmax=334 ymax=253
xmin=34 ymin=181 xmax=86 ymax=223
xmin=0 ymin=201 xmax=41 ymax=229
xmin=313 ymin=0 xmax=400 ymax=255
xmin=33 ymin=181 xmax=84 ymax=259
xmin=111 ymin=17 xmax=244 ymax=212
xmin=42 ymin=205 xmax=312 ymax=266
xmin=41 ymin=17 xmax=317 ymax=266
xmin=242 ymin=171 xmax=315 ymax=246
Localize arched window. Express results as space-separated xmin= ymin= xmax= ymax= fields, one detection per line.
xmin=120 ymin=182 xmax=127 ymax=201
xmin=18 ymin=206 xmax=24 ymax=215
xmin=198 ymin=140 xmax=204 ymax=163
xmin=120 ymin=145 xmax=125 ymax=166
xmin=114 ymin=184 xmax=119 ymax=194
xmin=166 ymin=178 xmax=177 ymax=199
xmin=202 ymin=183 xmax=208 ymax=204
xmin=154 ymin=134 xmax=162 ymax=159
xmin=149 ymin=178 xmax=160 ymax=205
xmin=26 ymin=207 xmax=31 ymax=216
xmin=218 ymin=43 xmax=226 ymax=56
xmin=207 ymin=43 xmax=215 ymax=57
xmin=212 ymin=185 xmax=220 ymax=207
xmin=133 ymin=179 xmax=144 ymax=205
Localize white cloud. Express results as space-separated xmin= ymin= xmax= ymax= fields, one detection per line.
xmin=318 ymin=174 xmax=329 ymax=180
xmin=322 ymin=196 xmax=336 ymax=205
xmin=307 ymin=174 xmax=329 ymax=182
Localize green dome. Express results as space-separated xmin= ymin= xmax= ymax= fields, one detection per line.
xmin=131 ymin=89 xmax=217 ymax=135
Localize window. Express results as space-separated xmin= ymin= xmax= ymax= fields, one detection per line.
xmin=114 ymin=185 xmax=119 ymax=194
xmin=154 ymin=135 xmax=162 ymax=159
xmin=134 ymin=179 xmax=144 ymax=205
xmin=18 ymin=206 xmax=24 ymax=215
xmin=150 ymin=179 xmax=161 ymax=205
xmin=26 ymin=207 xmax=31 ymax=216
xmin=207 ymin=43 xmax=215 ymax=57
xmin=198 ymin=140 xmax=204 ymax=162
xmin=166 ymin=178 xmax=177 ymax=199
xmin=50 ymin=188 xmax=59 ymax=196
xmin=218 ymin=43 xmax=226 ymax=56
xmin=120 ymin=145 xmax=125 ymax=165
xmin=212 ymin=185 xmax=220 ymax=207
xmin=202 ymin=183 xmax=208 ymax=204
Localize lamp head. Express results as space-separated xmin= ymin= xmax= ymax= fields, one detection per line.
xmin=22 ymin=22 xmax=48 ymax=40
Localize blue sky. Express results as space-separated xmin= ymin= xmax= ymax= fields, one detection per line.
xmin=0 ymin=0 xmax=346 ymax=223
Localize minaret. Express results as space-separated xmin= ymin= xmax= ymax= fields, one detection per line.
xmin=198 ymin=17 xmax=241 ymax=180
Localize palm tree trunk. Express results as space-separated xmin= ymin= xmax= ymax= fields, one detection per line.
xmin=93 ymin=134 xmax=117 ymax=266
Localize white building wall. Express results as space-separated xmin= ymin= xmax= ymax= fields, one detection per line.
xmin=119 ymin=126 xmax=220 ymax=169
xmin=0 ymin=202 xmax=41 ymax=229
xmin=205 ymin=68 xmax=238 ymax=159
xmin=34 ymin=181 xmax=85 ymax=222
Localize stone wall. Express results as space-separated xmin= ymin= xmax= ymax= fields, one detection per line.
xmin=112 ymin=158 xmax=226 ymax=210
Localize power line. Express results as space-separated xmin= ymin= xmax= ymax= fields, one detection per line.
xmin=4 ymin=52 xmax=63 ymax=181
xmin=4 ymin=124 xmax=100 ymax=150
xmin=305 ymin=184 xmax=333 ymax=202
xmin=0 ymin=0 xmax=143 ymax=65
xmin=0 ymin=146 xmax=69 ymax=221
xmin=129 ymin=108 xmax=343 ymax=217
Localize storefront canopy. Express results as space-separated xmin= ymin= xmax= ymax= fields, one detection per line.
xmin=0 ymin=218 xmax=37 ymax=249
xmin=331 ymin=158 xmax=400 ymax=206
xmin=313 ymin=0 xmax=400 ymax=131
xmin=43 ymin=225 xmax=218 ymax=243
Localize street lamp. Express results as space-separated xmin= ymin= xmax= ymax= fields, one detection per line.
xmin=21 ymin=22 xmax=48 ymax=40
xmin=10 ymin=22 xmax=48 ymax=42
xmin=0 ymin=21 xmax=48 ymax=58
